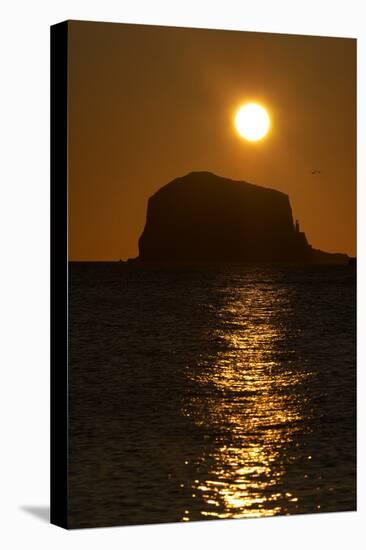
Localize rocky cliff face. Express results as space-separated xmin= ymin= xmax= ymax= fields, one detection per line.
xmin=136 ymin=172 xmax=348 ymax=264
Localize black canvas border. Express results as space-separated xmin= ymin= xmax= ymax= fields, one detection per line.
xmin=50 ymin=20 xmax=69 ymax=529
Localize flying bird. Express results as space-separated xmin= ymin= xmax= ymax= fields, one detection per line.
xmin=311 ymin=169 xmax=322 ymax=175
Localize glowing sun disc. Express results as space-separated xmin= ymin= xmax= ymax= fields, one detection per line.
xmin=235 ymin=103 xmax=270 ymax=141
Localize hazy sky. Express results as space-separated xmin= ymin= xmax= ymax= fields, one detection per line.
xmin=68 ymin=21 xmax=356 ymax=260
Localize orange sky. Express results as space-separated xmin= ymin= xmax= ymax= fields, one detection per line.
xmin=68 ymin=21 xmax=356 ymax=260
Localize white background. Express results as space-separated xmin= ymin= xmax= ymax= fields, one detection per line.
xmin=0 ymin=0 xmax=364 ymax=548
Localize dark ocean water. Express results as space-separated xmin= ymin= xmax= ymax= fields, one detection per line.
xmin=68 ymin=263 xmax=356 ymax=528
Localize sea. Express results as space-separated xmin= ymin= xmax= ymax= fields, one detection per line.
xmin=68 ymin=262 xmax=356 ymax=528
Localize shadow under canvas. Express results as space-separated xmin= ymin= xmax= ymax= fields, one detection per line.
xmin=20 ymin=506 xmax=49 ymax=523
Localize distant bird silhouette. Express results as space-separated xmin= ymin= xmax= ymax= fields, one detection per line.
xmin=311 ymin=169 xmax=322 ymax=175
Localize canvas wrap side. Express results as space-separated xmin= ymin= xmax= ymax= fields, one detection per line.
xmin=50 ymin=20 xmax=69 ymax=529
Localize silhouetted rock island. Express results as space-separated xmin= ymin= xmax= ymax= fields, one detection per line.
xmin=133 ymin=172 xmax=348 ymax=264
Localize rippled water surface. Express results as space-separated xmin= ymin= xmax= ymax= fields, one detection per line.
xmin=69 ymin=263 xmax=356 ymax=528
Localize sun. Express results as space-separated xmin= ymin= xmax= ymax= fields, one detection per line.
xmin=234 ymin=103 xmax=270 ymax=142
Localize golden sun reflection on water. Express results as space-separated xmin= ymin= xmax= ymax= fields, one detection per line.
xmin=181 ymin=284 xmax=313 ymax=520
